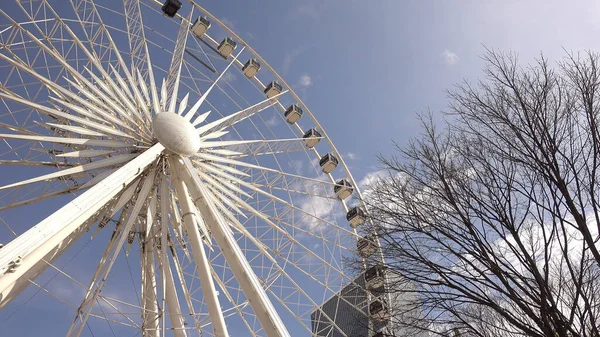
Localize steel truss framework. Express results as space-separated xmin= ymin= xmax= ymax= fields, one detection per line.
xmin=0 ymin=1 xmax=382 ymax=336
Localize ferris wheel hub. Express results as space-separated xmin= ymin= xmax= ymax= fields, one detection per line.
xmin=152 ymin=112 xmax=200 ymax=156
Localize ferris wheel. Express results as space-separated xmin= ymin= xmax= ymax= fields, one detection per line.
xmin=0 ymin=1 xmax=378 ymax=336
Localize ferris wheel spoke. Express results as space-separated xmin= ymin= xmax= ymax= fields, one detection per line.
xmin=0 ymin=132 xmax=133 ymax=148
xmin=67 ymin=167 xmax=157 ymax=337
xmin=156 ymin=245 xmax=188 ymax=337
xmin=166 ymin=9 xmax=193 ymax=112
xmin=168 ymin=234 xmax=205 ymax=335
xmin=20 ymin=2 xmax=149 ymax=131
xmin=195 ymin=91 xmax=286 ymax=137
xmin=0 ymin=153 xmax=138 ymax=192
xmin=207 ymin=214 xmax=354 ymax=337
xmin=122 ymin=0 xmax=151 ymax=77
xmin=0 ymin=49 xmax=140 ymax=137
xmin=141 ymin=224 xmax=160 ymax=337
xmin=0 ymin=186 xmax=73 ymax=211
xmin=63 ymin=69 xmax=147 ymax=137
xmin=182 ymin=47 xmax=244 ymax=121
xmin=68 ymin=0 xmax=150 ymax=115
xmin=0 ymin=92 xmax=134 ymax=140
xmin=171 ymin=168 xmax=230 ymax=337
xmin=0 ymin=10 xmax=140 ymax=135
xmin=0 ymin=143 xmax=163 ymax=310
xmin=156 ymin=171 xmax=190 ymax=337
xmin=175 ymin=156 xmax=291 ymax=337
xmin=199 ymin=159 xmax=338 ymax=204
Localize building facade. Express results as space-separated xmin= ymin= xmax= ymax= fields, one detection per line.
xmin=311 ymin=269 xmax=418 ymax=337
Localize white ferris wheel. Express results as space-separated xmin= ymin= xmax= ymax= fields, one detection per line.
xmin=0 ymin=1 xmax=380 ymax=336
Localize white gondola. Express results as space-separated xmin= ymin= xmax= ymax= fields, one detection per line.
xmin=303 ymin=128 xmax=322 ymax=148
xmin=346 ymin=206 xmax=366 ymax=228
xmin=369 ymin=298 xmax=390 ymax=322
xmin=284 ymin=104 xmax=303 ymax=124
xmin=364 ymin=265 xmax=385 ymax=290
xmin=264 ymin=81 xmax=283 ymax=98
xmin=319 ymin=153 xmax=339 ymax=174
xmin=357 ymin=234 xmax=377 ymax=258
xmin=191 ymin=16 xmax=211 ymax=38
xmin=217 ymin=37 xmax=237 ymax=58
xmin=334 ymin=179 xmax=353 ymax=200
xmin=242 ymin=58 xmax=261 ymax=78
xmin=161 ymin=0 xmax=181 ymax=17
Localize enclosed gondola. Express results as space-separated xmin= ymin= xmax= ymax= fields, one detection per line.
xmin=319 ymin=153 xmax=339 ymax=174
xmin=369 ymin=298 xmax=390 ymax=322
xmin=217 ymin=37 xmax=237 ymax=58
xmin=334 ymin=179 xmax=353 ymax=200
xmin=242 ymin=58 xmax=261 ymax=78
xmin=303 ymin=128 xmax=322 ymax=148
xmin=346 ymin=206 xmax=366 ymax=228
xmin=364 ymin=264 xmax=386 ymax=290
xmin=191 ymin=16 xmax=211 ymax=38
xmin=357 ymin=234 xmax=377 ymax=258
xmin=264 ymin=80 xmax=283 ymax=98
xmin=284 ymin=104 xmax=303 ymax=124
xmin=161 ymin=0 xmax=182 ymax=17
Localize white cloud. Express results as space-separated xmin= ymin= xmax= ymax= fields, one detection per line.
xmin=281 ymin=47 xmax=308 ymax=75
xmin=220 ymin=18 xmax=236 ymax=31
xmin=289 ymin=159 xmax=304 ymax=175
xmin=265 ymin=115 xmax=279 ymax=127
xmin=221 ymin=71 xmax=236 ymax=83
xmin=287 ymin=3 xmax=327 ymax=21
xmin=346 ymin=152 xmax=359 ymax=160
xmin=359 ymin=169 xmax=389 ymax=189
xmin=442 ymin=49 xmax=459 ymax=65
xmin=299 ymin=74 xmax=312 ymax=88
xmin=296 ymin=174 xmax=341 ymax=230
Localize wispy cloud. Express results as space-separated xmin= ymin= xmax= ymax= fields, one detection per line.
xmin=298 ymin=176 xmax=338 ymax=230
xmin=299 ymin=74 xmax=312 ymax=88
xmin=281 ymin=47 xmax=307 ymax=75
xmin=442 ymin=49 xmax=459 ymax=65
xmin=221 ymin=71 xmax=236 ymax=83
xmin=287 ymin=2 xmax=327 ymax=21
xmin=346 ymin=152 xmax=359 ymax=160
xmin=265 ymin=115 xmax=279 ymax=127
xmin=220 ymin=17 xmax=236 ymax=31
xmin=359 ymin=169 xmax=389 ymax=189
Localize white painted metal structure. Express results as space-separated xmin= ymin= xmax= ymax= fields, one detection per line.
xmin=0 ymin=1 xmax=379 ymax=336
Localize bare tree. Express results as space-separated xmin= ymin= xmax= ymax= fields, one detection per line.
xmin=361 ymin=50 xmax=600 ymax=337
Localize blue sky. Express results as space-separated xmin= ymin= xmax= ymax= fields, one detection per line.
xmin=205 ymin=0 xmax=600 ymax=182
xmin=2 ymin=0 xmax=600 ymax=336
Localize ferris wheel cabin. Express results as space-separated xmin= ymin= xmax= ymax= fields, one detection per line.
xmin=218 ymin=37 xmax=237 ymax=58
xmin=284 ymin=104 xmax=303 ymax=124
xmin=264 ymin=81 xmax=283 ymax=98
xmin=191 ymin=16 xmax=211 ymax=38
xmin=303 ymin=128 xmax=322 ymax=148
xmin=161 ymin=0 xmax=182 ymax=17
xmin=364 ymin=264 xmax=386 ymax=290
xmin=334 ymin=179 xmax=353 ymax=200
xmin=357 ymin=234 xmax=377 ymax=258
xmin=369 ymin=298 xmax=390 ymax=322
xmin=319 ymin=153 xmax=339 ymax=174
xmin=242 ymin=58 xmax=261 ymax=78
xmin=346 ymin=206 xmax=366 ymax=228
